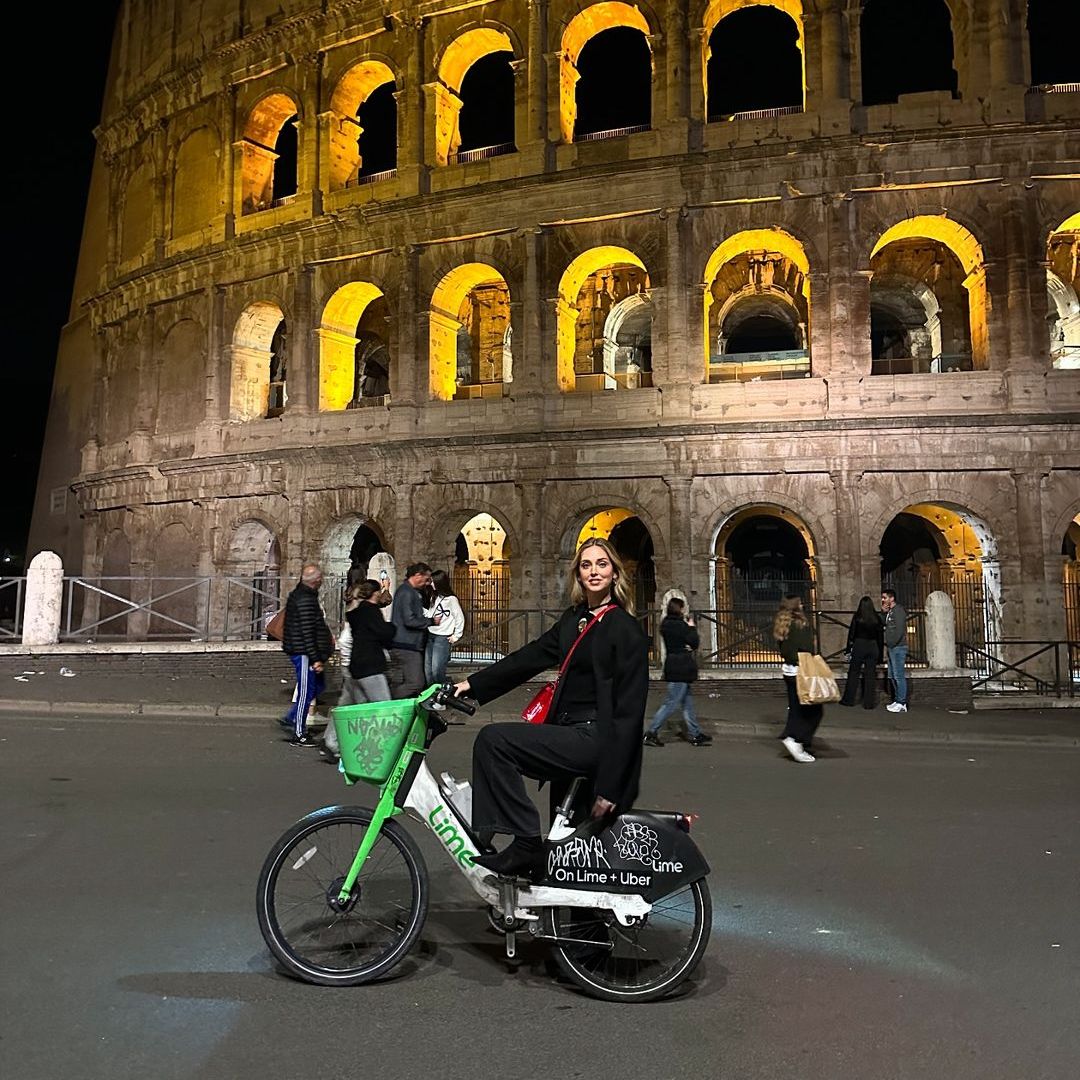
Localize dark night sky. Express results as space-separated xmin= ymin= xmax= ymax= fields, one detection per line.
xmin=0 ymin=5 xmax=1070 ymax=569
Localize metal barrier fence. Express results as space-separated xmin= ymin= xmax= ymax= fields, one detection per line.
xmin=961 ymin=640 xmax=1079 ymax=697
xmin=0 ymin=577 xmax=26 ymax=640
xmin=61 ymin=577 xmax=213 ymax=641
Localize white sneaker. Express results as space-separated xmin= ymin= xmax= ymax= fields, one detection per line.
xmin=781 ymin=736 xmax=815 ymax=763
xmin=886 ymin=702 xmax=907 ymax=713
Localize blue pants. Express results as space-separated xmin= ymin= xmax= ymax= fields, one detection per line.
xmin=425 ymin=635 xmax=451 ymax=685
xmin=288 ymin=654 xmax=324 ymax=737
xmin=887 ymin=645 xmax=908 ymax=705
xmin=647 ymin=682 xmax=702 ymax=739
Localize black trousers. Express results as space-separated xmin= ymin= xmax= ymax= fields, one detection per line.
xmin=388 ymin=648 xmax=425 ymax=700
xmin=841 ymin=640 xmax=878 ymax=708
xmin=472 ymin=721 xmax=600 ymax=839
xmin=782 ymin=675 xmax=823 ymax=747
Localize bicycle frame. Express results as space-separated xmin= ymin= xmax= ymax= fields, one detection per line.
xmin=334 ymin=706 xmax=652 ymax=925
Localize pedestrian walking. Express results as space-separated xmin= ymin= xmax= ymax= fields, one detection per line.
xmin=773 ymin=594 xmax=823 ymax=763
xmin=389 ymin=562 xmax=442 ymax=699
xmin=881 ymin=588 xmax=909 ymax=712
xmin=322 ymin=579 xmax=392 ymax=760
xmin=839 ymin=595 xmax=884 ymax=709
xmin=643 ymin=597 xmax=712 ymax=747
xmin=281 ymin=563 xmax=334 ymax=748
xmin=452 ymin=537 xmax=649 ymax=881
xmin=424 ymin=569 xmax=465 ymax=685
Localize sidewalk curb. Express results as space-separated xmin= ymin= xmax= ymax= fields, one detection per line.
xmin=1 ymin=697 xmax=1077 ymax=748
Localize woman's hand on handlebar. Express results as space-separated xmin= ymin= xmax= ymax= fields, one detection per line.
xmin=453 ymin=679 xmax=471 ymax=697
xmin=591 ymin=796 xmax=615 ymax=820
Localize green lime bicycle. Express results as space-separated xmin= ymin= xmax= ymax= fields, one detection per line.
xmin=256 ymin=685 xmax=712 ymax=1002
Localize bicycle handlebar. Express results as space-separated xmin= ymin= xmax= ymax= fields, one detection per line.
xmin=431 ymin=685 xmax=477 ymax=716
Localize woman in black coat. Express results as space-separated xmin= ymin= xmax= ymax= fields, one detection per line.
xmin=454 ymin=538 xmax=649 ymax=879
xmin=840 ymin=595 xmax=884 ymax=709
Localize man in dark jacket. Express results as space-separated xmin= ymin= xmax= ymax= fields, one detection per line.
xmin=881 ymin=588 xmax=909 ymax=712
xmin=282 ymin=563 xmax=334 ymax=747
xmin=388 ymin=562 xmax=441 ymax=699
xmin=643 ymin=597 xmax=712 ymax=747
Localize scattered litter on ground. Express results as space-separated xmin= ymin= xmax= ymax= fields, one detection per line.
xmin=1050 ymin=943 xmax=1061 ymax=948
xmin=280 ymin=679 xmax=290 ymax=684
xmin=1045 ymin=850 xmax=1053 ymax=855
xmin=967 ymin=758 xmax=976 ymax=762
xmin=948 ymin=709 xmax=969 ymax=715
xmin=20 ymin=671 xmax=35 ymax=676
xmin=59 ymin=667 xmax=76 ymax=678
xmin=13 ymin=676 xmax=29 ymax=682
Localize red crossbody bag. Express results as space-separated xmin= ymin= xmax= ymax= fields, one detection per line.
xmin=521 ymin=604 xmax=616 ymax=724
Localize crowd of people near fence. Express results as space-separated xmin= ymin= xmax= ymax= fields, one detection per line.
xmin=274 ymin=557 xmax=911 ymax=769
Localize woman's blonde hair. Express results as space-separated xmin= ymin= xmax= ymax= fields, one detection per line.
xmin=772 ymin=593 xmax=806 ymax=642
xmin=568 ymin=537 xmax=635 ymax=614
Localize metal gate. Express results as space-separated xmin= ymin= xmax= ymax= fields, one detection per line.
xmin=1063 ymin=561 xmax=1080 ymax=680
xmin=452 ymin=564 xmax=510 ymax=662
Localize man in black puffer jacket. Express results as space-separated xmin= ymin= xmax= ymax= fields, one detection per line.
xmin=282 ymin=563 xmax=334 ymax=748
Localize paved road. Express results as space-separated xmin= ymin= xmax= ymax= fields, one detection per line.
xmin=1 ymin=712 xmax=1076 ymax=1080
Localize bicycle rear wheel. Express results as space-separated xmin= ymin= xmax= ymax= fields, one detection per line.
xmin=257 ymin=806 xmax=428 ymax=986
xmin=546 ymin=879 xmax=711 ymax=1002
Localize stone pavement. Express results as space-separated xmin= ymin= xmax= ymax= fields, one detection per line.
xmin=0 ymin=662 xmax=1077 ymax=747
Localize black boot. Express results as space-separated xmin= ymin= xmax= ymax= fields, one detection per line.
xmin=473 ymin=836 xmax=544 ymax=881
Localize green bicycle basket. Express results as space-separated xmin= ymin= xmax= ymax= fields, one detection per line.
xmin=332 ymin=699 xmax=417 ymax=784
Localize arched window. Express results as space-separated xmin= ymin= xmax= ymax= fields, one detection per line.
xmin=575 ymin=27 xmax=651 ymax=137
xmin=1028 ymin=0 xmax=1080 ymax=86
xmin=230 ymin=302 xmax=287 ymax=421
xmin=318 ymin=282 xmax=387 ymax=411
xmin=1047 ymin=216 xmax=1080 ymax=368
xmin=240 ymin=94 xmax=300 ymax=214
xmin=357 ymin=83 xmax=397 ymax=179
xmin=268 ymin=322 xmax=288 ymax=416
xmin=329 ymin=61 xmax=397 ymax=188
xmin=860 ymin=0 xmax=957 ymax=106
xmin=706 ymin=6 xmax=803 ymax=120
xmin=457 ymin=51 xmax=516 ymax=157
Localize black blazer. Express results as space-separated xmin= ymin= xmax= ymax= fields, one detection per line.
xmin=467 ymin=604 xmax=650 ymax=811
xmin=660 ymin=616 xmax=699 ymax=683
xmin=346 ymin=602 xmax=396 ymax=678
xmin=846 ymin=614 xmax=884 ymax=662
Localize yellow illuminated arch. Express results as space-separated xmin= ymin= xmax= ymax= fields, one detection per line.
xmin=870 ymin=215 xmax=988 ymax=368
xmin=577 ymin=508 xmax=634 ymax=551
xmin=1056 ymin=212 xmax=1080 ymax=233
xmin=429 ymin=263 xmax=508 ymax=400
xmin=560 ymin=3 xmax=653 ymax=142
xmin=328 ymin=61 xmax=396 ymax=190
xmin=318 ymin=282 xmax=384 ymax=411
xmin=432 ymin=29 xmax=515 ymax=165
xmin=240 ymin=94 xmax=299 ymax=215
xmin=558 ymin=246 xmax=648 ymax=391
xmin=230 ymin=301 xmax=285 ymax=421
xmin=702 ymin=229 xmax=811 ymax=373
xmin=701 ymin=1 xmax=806 ymax=117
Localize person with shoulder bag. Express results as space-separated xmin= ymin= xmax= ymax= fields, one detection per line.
xmin=643 ymin=597 xmax=712 ymax=747
xmin=773 ymin=594 xmax=823 ymax=764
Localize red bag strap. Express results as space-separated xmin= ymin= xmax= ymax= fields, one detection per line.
xmin=555 ymin=603 xmax=617 ymax=679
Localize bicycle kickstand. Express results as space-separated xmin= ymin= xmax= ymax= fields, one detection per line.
xmin=496 ymin=877 xmax=519 ymax=959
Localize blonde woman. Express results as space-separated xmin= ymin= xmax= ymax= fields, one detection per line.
xmin=773 ymin=594 xmax=823 ymax=763
xmin=454 ymin=538 xmax=649 ymax=880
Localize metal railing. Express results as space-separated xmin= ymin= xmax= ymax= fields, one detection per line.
xmin=708 ymin=350 xmax=811 ymax=383
xmin=722 ymin=105 xmax=803 ymax=121
xmin=870 ymin=353 xmax=974 ymax=376
xmin=575 ymin=123 xmax=650 ymax=143
xmin=815 ymin=608 xmax=928 ymax=667
xmin=222 ymin=575 xmax=282 ymax=642
xmin=962 ymin=640 xmax=1079 ymax=697
xmin=451 ymin=142 xmax=515 ymax=164
xmin=0 ymin=577 xmax=26 ymax=640
xmin=347 ymin=168 xmax=398 ymax=187
xmin=1028 ymin=82 xmax=1080 ymax=94
xmin=270 ymin=193 xmax=298 ymax=209
xmin=61 ymin=577 xmax=213 ymax=641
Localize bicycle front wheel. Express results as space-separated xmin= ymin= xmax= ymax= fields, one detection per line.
xmin=257 ymin=806 xmax=428 ymax=986
xmin=546 ymin=879 xmax=712 ymax=1002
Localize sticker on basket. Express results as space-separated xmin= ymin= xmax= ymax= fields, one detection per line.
xmin=291 ymin=846 xmax=317 ymax=871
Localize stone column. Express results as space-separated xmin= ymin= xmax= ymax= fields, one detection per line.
xmin=517 ymin=228 xmax=545 ymax=396
xmin=205 ymin=284 xmax=229 ymax=422
xmin=1014 ymin=469 xmax=1053 ymax=639
xmin=830 ymin=470 xmax=864 ymax=604
xmin=514 ymin=480 xmax=546 ymax=647
xmin=289 ymin=266 xmax=314 ymax=414
xmin=658 ymin=207 xmax=690 ymax=390
xmin=807 ymin=270 xmax=833 ymax=378
xmin=396 ymin=18 xmax=427 ymax=195
xmin=815 ymin=0 xmax=852 ymax=134
xmin=664 ymin=477 xmax=694 ymax=599
xmin=825 ymin=194 xmax=868 ymax=377
xmin=925 ymin=590 xmax=957 ymax=670
xmin=987 ymin=0 xmax=1026 ymax=122
xmin=23 ymin=552 xmax=64 ymax=646
xmin=522 ymin=0 xmax=550 ymax=172
xmin=392 ymin=246 xmax=422 ymax=406
xmin=661 ymin=1 xmax=690 ymax=153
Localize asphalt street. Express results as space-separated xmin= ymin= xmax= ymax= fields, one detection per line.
xmin=0 ymin=710 xmax=1077 ymax=1080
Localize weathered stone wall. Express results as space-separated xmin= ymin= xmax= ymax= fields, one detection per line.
xmin=27 ymin=0 xmax=1080 ymax=651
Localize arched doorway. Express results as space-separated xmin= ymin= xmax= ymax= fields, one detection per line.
xmin=1060 ymin=514 xmax=1080 ymax=681
xmin=452 ymin=513 xmax=511 ymax=660
xmin=222 ymin=521 xmax=281 ymax=640
xmin=1047 ymin=214 xmax=1080 ymax=368
xmin=328 ymin=60 xmax=397 ymax=188
xmin=318 ymin=282 xmax=389 ymax=411
xmin=712 ymin=505 xmax=816 ymax=664
xmin=576 ymin=509 xmax=656 ymax=619
xmin=320 ymin=518 xmax=390 ymax=628
xmin=230 ymin=302 xmax=287 ymax=420
xmin=880 ymin=502 xmax=1000 ymax=668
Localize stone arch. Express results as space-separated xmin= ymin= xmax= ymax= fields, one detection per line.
xmin=557 ymin=245 xmax=651 ymax=391
xmin=869 ymin=214 xmax=988 ymax=370
xmin=220 ymin=518 xmax=282 ymax=639
xmin=319 ymin=515 xmax=390 ymax=587
xmin=240 ymin=91 xmax=301 ymax=215
xmin=559 ymin=3 xmax=656 ymax=142
xmin=1058 ymin=510 xmax=1080 ymax=662
xmin=119 ymin=161 xmax=154 ymax=263
xmin=230 ymin=301 xmax=287 ymax=420
xmin=1046 ymin=214 xmax=1080 ymax=368
xmin=429 ymin=262 xmax=511 ymax=400
xmin=702 ymin=1 xmax=805 ymax=120
xmin=328 ymin=59 xmax=398 ymax=188
xmin=434 ymin=26 xmax=519 ymax=164
xmin=601 ymin=291 xmax=653 ymax=382
xmin=317 ymin=282 xmax=387 ymax=411
xmin=704 ymin=228 xmax=811 ymax=382
xmin=171 ymin=125 xmax=221 ymax=239
xmin=564 ymin=506 xmax=657 ymax=615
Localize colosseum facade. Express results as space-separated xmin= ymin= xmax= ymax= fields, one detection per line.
xmin=27 ymin=0 xmax=1080 ymax=665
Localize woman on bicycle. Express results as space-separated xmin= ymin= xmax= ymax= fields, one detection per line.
xmin=454 ymin=538 xmax=649 ymax=880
